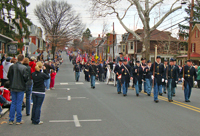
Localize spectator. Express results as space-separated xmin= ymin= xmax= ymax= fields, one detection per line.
xmin=31 ymin=61 xmax=50 ymax=125
xmin=44 ymin=61 xmax=53 ymax=90
xmin=7 ymin=54 xmax=28 ymax=125
xmin=11 ymin=58 xmax=16 ymax=64
xmin=23 ymin=58 xmax=32 ymax=116
xmin=29 ymin=56 xmax=36 ymax=74
xmin=197 ymin=66 xmax=200 ymax=88
xmin=0 ymin=60 xmax=3 ymax=83
xmin=50 ymin=70 xmax=56 ymax=89
xmin=2 ymin=57 xmax=13 ymax=86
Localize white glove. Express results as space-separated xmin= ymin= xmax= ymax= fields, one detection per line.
xmin=165 ymin=80 xmax=168 ymax=83
xmin=151 ymin=75 xmax=154 ymax=79
xmin=162 ymin=78 xmax=164 ymax=82
xmin=194 ymin=81 xmax=197 ymax=86
xmin=182 ymin=78 xmax=184 ymax=82
xmin=175 ymin=81 xmax=178 ymax=84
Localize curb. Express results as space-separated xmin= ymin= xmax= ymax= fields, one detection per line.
xmin=0 ymin=108 xmax=9 ymax=118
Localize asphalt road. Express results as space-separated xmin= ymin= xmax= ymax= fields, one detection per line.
xmin=1 ymin=52 xmax=200 ymax=136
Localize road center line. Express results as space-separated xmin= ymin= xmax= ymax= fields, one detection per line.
xmin=73 ymin=115 xmax=81 ymax=127
xmin=60 ymin=83 xmax=68 ymax=85
xmin=68 ymin=96 xmax=71 ymax=101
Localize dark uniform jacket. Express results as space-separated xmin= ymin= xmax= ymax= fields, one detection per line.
xmin=150 ymin=62 xmax=164 ymax=85
xmin=98 ymin=64 xmax=105 ymax=74
xmin=181 ymin=65 xmax=197 ymax=88
xmin=89 ymin=65 xmax=98 ymax=76
xmin=166 ymin=65 xmax=178 ymax=88
xmin=114 ymin=64 xmax=122 ymax=81
xmin=121 ymin=64 xmax=132 ymax=83
xmin=84 ymin=65 xmax=90 ymax=74
xmin=133 ymin=65 xmax=143 ymax=84
xmin=144 ymin=66 xmax=152 ymax=79
xmin=73 ymin=64 xmax=80 ymax=72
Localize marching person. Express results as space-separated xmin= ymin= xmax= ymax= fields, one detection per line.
xmin=121 ymin=60 xmax=132 ymax=96
xmin=165 ymin=59 xmax=178 ymax=102
xmin=31 ymin=62 xmax=50 ymax=125
xmin=144 ymin=60 xmax=152 ymax=96
xmin=133 ymin=61 xmax=143 ymax=96
xmin=162 ymin=60 xmax=168 ymax=94
xmin=181 ymin=59 xmax=197 ymax=102
xmin=89 ymin=61 xmax=98 ymax=89
xmin=151 ymin=56 xmax=164 ymax=103
xmin=172 ymin=59 xmax=179 ymax=96
xmin=84 ymin=62 xmax=90 ymax=82
xmin=73 ymin=61 xmax=80 ymax=82
xmin=114 ymin=59 xmax=123 ymax=94
xmin=117 ymin=53 xmax=124 ymax=63
xmin=129 ymin=59 xmax=135 ymax=88
xmin=98 ymin=61 xmax=105 ymax=82
xmin=141 ymin=58 xmax=146 ymax=93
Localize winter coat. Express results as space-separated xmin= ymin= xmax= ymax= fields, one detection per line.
xmin=2 ymin=61 xmax=13 ymax=79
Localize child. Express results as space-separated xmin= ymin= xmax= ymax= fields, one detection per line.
xmin=50 ymin=70 xmax=56 ymax=89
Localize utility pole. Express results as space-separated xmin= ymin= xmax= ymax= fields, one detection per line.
xmin=113 ymin=22 xmax=115 ymax=60
xmin=188 ymin=0 xmax=194 ymax=59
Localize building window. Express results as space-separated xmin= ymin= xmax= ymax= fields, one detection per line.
xmin=191 ymin=43 xmax=196 ymax=52
xmin=130 ymin=42 xmax=134 ymax=50
xmin=195 ymin=30 xmax=199 ymax=38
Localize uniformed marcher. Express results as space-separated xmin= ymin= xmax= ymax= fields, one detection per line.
xmin=89 ymin=61 xmax=98 ymax=89
xmin=121 ymin=60 xmax=132 ymax=96
xmin=162 ymin=59 xmax=168 ymax=94
xmin=141 ymin=58 xmax=147 ymax=93
xmin=144 ymin=60 xmax=152 ymax=96
xmin=172 ymin=59 xmax=179 ymax=96
xmin=98 ymin=61 xmax=105 ymax=82
xmin=133 ymin=61 xmax=143 ymax=96
xmin=181 ymin=59 xmax=197 ymax=102
xmin=84 ymin=62 xmax=90 ymax=82
xmin=151 ymin=56 xmax=164 ymax=103
xmin=73 ymin=61 xmax=80 ymax=82
xmin=114 ymin=59 xmax=123 ymax=94
xmin=165 ymin=58 xmax=178 ymax=102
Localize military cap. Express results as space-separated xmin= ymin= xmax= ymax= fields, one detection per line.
xmin=123 ymin=59 xmax=127 ymax=62
xmin=156 ymin=56 xmax=161 ymax=59
xmin=136 ymin=60 xmax=140 ymax=63
xmin=141 ymin=58 xmax=146 ymax=61
xmin=113 ymin=59 xmax=116 ymax=62
xmin=187 ymin=59 xmax=192 ymax=62
xmin=147 ymin=60 xmax=151 ymax=63
xmin=170 ymin=58 xmax=174 ymax=62
xmin=119 ymin=59 xmax=123 ymax=62
xmin=164 ymin=59 xmax=168 ymax=62
xmin=119 ymin=52 xmax=123 ymax=55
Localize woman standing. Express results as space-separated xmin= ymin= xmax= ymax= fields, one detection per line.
xmin=31 ymin=62 xmax=50 ymax=125
xmin=23 ymin=58 xmax=32 ymax=116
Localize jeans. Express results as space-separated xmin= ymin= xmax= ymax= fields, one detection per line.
xmin=167 ymin=79 xmax=174 ymax=100
xmin=117 ymin=80 xmax=121 ymax=93
xmin=44 ymin=74 xmax=50 ymax=89
xmin=154 ymin=83 xmax=162 ymax=101
xmin=25 ymin=85 xmax=32 ymax=115
xmin=162 ymin=84 xmax=166 ymax=93
xmin=144 ymin=81 xmax=146 ymax=92
xmin=85 ymin=73 xmax=89 ymax=82
xmin=135 ymin=81 xmax=139 ymax=95
xmin=172 ymin=88 xmax=176 ymax=95
xmin=9 ymin=91 xmax=24 ymax=122
xmin=184 ymin=83 xmax=192 ymax=101
xmin=139 ymin=83 xmax=142 ymax=92
xmin=122 ymin=81 xmax=129 ymax=95
xmin=145 ymin=78 xmax=152 ymax=95
xmin=0 ymin=95 xmax=6 ymax=114
xmin=91 ymin=75 xmax=95 ymax=87
xmin=31 ymin=93 xmax=45 ymax=124
xmin=75 ymin=72 xmax=80 ymax=81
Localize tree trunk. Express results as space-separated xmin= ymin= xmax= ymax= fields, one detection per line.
xmin=52 ymin=45 xmax=56 ymax=60
xmin=142 ymin=30 xmax=151 ymax=61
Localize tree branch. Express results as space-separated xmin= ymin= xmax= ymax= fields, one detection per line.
xmin=120 ymin=3 xmax=134 ymax=20
xmin=150 ymin=6 xmax=182 ymax=32
xmin=147 ymin=0 xmax=164 ymax=14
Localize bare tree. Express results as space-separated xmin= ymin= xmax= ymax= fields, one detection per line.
xmin=34 ymin=0 xmax=84 ymax=58
xmin=90 ymin=0 xmax=182 ymax=60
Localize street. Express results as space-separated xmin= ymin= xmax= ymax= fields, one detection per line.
xmin=1 ymin=52 xmax=200 ymax=136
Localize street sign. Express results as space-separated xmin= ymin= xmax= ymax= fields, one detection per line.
xmin=7 ymin=44 xmax=18 ymax=54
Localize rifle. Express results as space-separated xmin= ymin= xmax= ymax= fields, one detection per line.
xmin=152 ymin=45 xmax=157 ymax=88
xmin=182 ymin=59 xmax=185 ymax=90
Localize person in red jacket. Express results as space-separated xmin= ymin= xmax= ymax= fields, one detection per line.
xmin=0 ymin=60 xmax=3 ymax=82
xmin=50 ymin=70 xmax=56 ymax=90
xmin=29 ymin=56 xmax=36 ymax=74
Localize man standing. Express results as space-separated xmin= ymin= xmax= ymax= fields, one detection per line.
xmin=121 ymin=60 xmax=132 ymax=96
xmin=2 ymin=57 xmax=12 ymax=86
xmin=181 ymin=59 xmax=197 ymax=102
xmin=117 ymin=53 xmax=124 ymax=63
xmin=84 ymin=62 xmax=90 ymax=82
xmin=7 ymin=54 xmax=28 ymax=125
xmin=162 ymin=60 xmax=168 ymax=94
xmin=151 ymin=56 xmax=164 ymax=103
xmin=114 ymin=59 xmax=123 ymax=94
xmin=73 ymin=61 xmax=80 ymax=82
xmin=44 ymin=61 xmax=53 ymax=91
xmin=89 ymin=61 xmax=98 ymax=89
xmin=141 ymin=58 xmax=146 ymax=93
xmin=133 ymin=61 xmax=143 ymax=96
xmin=98 ymin=61 xmax=105 ymax=82
xmin=144 ymin=60 xmax=152 ymax=96
xmin=165 ymin=59 xmax=178 ymax=102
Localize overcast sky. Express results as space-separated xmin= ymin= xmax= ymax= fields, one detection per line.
xmin=26 ymin=0 xmax=188 ymax=38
